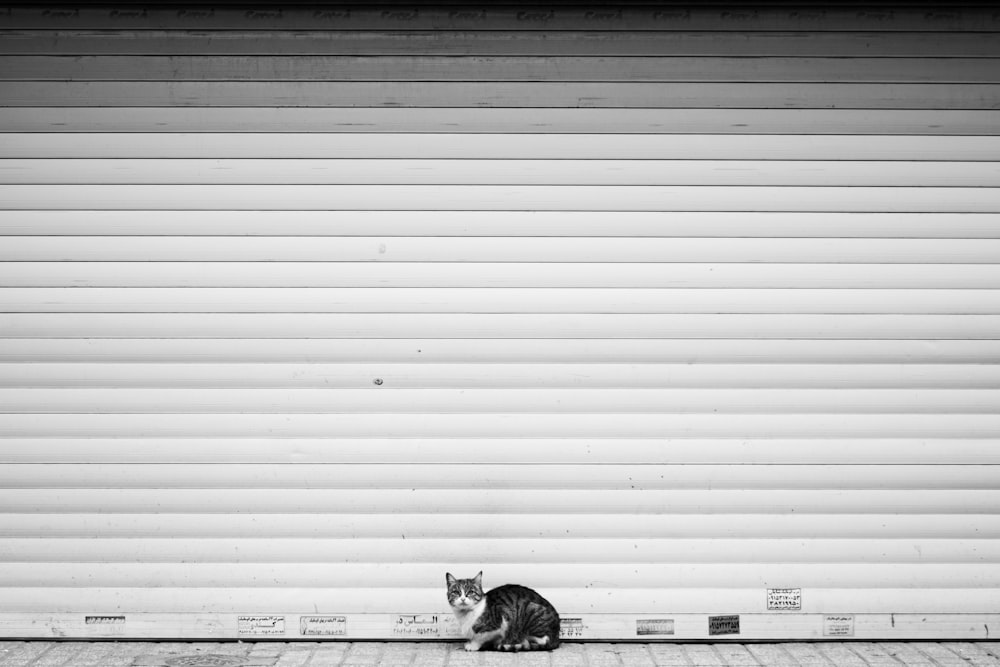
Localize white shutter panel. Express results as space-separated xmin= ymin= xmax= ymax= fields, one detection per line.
xmin=0 ymin=4 xmax=997 ymax=641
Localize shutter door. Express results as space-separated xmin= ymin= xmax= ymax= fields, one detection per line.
xmin=0 ymin=4 xmax=998 ymax=641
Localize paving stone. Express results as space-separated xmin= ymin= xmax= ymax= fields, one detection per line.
xmin=614 ymin=646 xmax=654 ymax=666
xmin=25 ymin=643 xmax=91 ymax=667
xmin=877 ymin=643 xmax=935 ymax=667
xmin=250 ymin=643 xmax=298 ymax=658
xmin=742 ymin=645 xmax=790 ymax=667
xmin=551 ymin=652 xmax=587 ymax=667
xmin=941 ymin=643 xmax=1000 ymax=667
xmin=782 ymin=643 xmax=830 ymax=666
xmin=910 ymin=643 xmax=969 ymax=667
xmin=307 ymin=656 xmax=348 ymax=667
xmin=585 ymin=645 xmax=622 ymax=667
xmin=681 ymin=645 xmax=724 ymax=667
xmin=0 ymin=641 xmax=52 ymax=667
xmin=848 ymin=642 xmax=907 ymax=666
xmin=649 ymin=644 xmax=689 ymax=666
xmin=517 ymin=652 xmax=552 ymax=667
xmin=275 ymin=653 xmax=313 ymax=667
xmin=712 ymin=645 xmax=758 ymax=666
xmin=816 ymin=644 xmax=868 ymax=667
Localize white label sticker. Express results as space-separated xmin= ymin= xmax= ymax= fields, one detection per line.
xmin=238 ymin=615 xmax=285 ymax=636
xmin=393 ymin=614 xmax=441 ymax=637
xmin=559 ymin=618 xmax=585 ymax=639
xmin=767 ymin=588 xmax=802 ymax=611
xmin=84 ymin=616 xmax=125 ymax=636
xmin=636 ymin=619 xmax=674 ymax=636
xmin=823 ymin=615 xmax=855 ymax=637
xmin=299 ymin=615 xmax=347 ymax=636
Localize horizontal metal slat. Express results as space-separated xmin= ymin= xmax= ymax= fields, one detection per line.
xmin=4 ymin=185 xmax=999 ymax=211
xmin=0 ymin=438 xmax=995 ymax=465
xmin=7 ymin=159 xmax=1000 ymax=186
xmin=1 ymin=464 xmax=995 ymax=490
xmin=2 ymin=211 xmax=999 ymax=238
xmin=3 ymin=512 xmax=996 ymax=539
xmin=3 ymin=30 xmax=997 ymax=58
xmin=5 ymin=362 xmax=998 ymax=388
xmin=2 ymin=339 xmax=997 ymax=364
xmin=2 ymin=413 xmax=996 ymax=438
xmin=7 ymin=263 xmax=1000 ymax=288
xmin=7 ymin=238 xmax=1000 ymax=262
xmin=1 ymin=488 xmax=996 ymax=514
xmin=1 ymin=587 xmax=998 ymax=615
xmin=1 ymin=313 xmax=996 ymax=339
xmin=5 ymin=288 xmax=1000 ymax=315
xmin=2 ymin=7 xmax=995 ymax=31
xmin=5 ymin=133 xmax=998 ymax=159
xmin=4 ymin=108 xmax=997 ymax=135
xmin=0 ymin=562 xmax=995 ymax=588
xmin=2 ymin=587 xmax=997 ymax=614
xmin=6 ymin=56 xmax=999 ymax=83
xmin=1 ymin=387 xmax=998 ymax=414
xmin=1 ymin=538 xmax=995 ymax=565
xmin=3 ymin=82 xmax=998 ymax=109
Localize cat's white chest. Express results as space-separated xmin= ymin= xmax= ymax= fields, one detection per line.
xmin=454 ymin=600 xmax=486 ymax=638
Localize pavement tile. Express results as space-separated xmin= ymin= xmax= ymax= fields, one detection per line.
xmin=23 ymin=643 xmax=89 ymax=667
xmin=0 ymin=642 xmax=51 ymax=667
xmin=941 ymin=643 xmax=1000 ymax=667
xmin=848 ymin=642 xmax=906 ymax=666
xmin=744 ymin=645 xmax=792 ymax=667
xmin=782 ymin=643 xmax=829 ymax=666
xmin=816 ymin=643 xmax=869 ymax=667
xmin=585 ymin=645 xmax=623 ymax=667
xmin=275 ymin=652 xmax=313 ymax=667
xmin=551 ymin=653 xmax=586 ymax=667
xmin=681 ymin=645 xmax=724 ymax=667
xmin=649 ymin=644 xmax=689 ymax=666
xmin=910 ymin=643 xmax=969 ymax=667
xmin=877 ymin=643 xmax=935 ymax=667
xmin=614 ymin=646 xmax=654 ymax=666
xmin=250 ymin=644 xmax=298 ymax=658
xmin=517 ymin=653 xmax=552 ymax=667
xmin=712 ymin=645 xmax=758 ymax=666
xmin=308 ymin=657 xmax=348 ymax=667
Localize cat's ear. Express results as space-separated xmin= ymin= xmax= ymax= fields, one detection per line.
xmin=446 ymin=572 xmax=456 ymax=586
xmin=474 ymin=571 xmax=483 ymax=587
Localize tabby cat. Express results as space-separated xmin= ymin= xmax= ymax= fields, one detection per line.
xmin=446 ymin=571 xmax=561 ymax=652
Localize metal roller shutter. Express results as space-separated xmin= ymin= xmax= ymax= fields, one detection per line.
xmin=0 ymin=3 xmax=998 ymax=641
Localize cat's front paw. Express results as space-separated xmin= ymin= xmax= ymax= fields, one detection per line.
xmin=463 ymin=642 xmax=481 ymax=652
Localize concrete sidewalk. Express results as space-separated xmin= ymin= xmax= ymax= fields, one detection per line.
xmin=2 ymin=642 xmax=1000 ymax=667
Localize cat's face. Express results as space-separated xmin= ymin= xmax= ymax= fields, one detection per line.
xmin=446 ymin=571 xmax=483 ymax=611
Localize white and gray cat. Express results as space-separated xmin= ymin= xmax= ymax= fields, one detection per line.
xmin=446 ymin=571 xmax=561 ymax=652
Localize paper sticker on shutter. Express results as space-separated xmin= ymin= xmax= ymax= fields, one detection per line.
xmin=393 ymin=614 xmax=441 ymax=637
xmin=767 ymin=588 xmax=802 ymax=611
xmin=823 ymin=615 xmax=855 ymax=637
xmin=708 ymin=615 xmax=740 ymax=636
xmin=300 ymin=615 xmax=347 ymax=636
xmin=559 ymin=618 xmax=585 ymax=639
xmin=238 ymin=615 xmax=285 ymax=636
xmin=636 ymin=619 xmax=675 ymax=636
xmin=85 ymin=615 xmax=125 ymax=636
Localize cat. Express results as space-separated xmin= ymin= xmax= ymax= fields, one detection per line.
xmin=446 ymin=571 xmax=561 ymax=652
